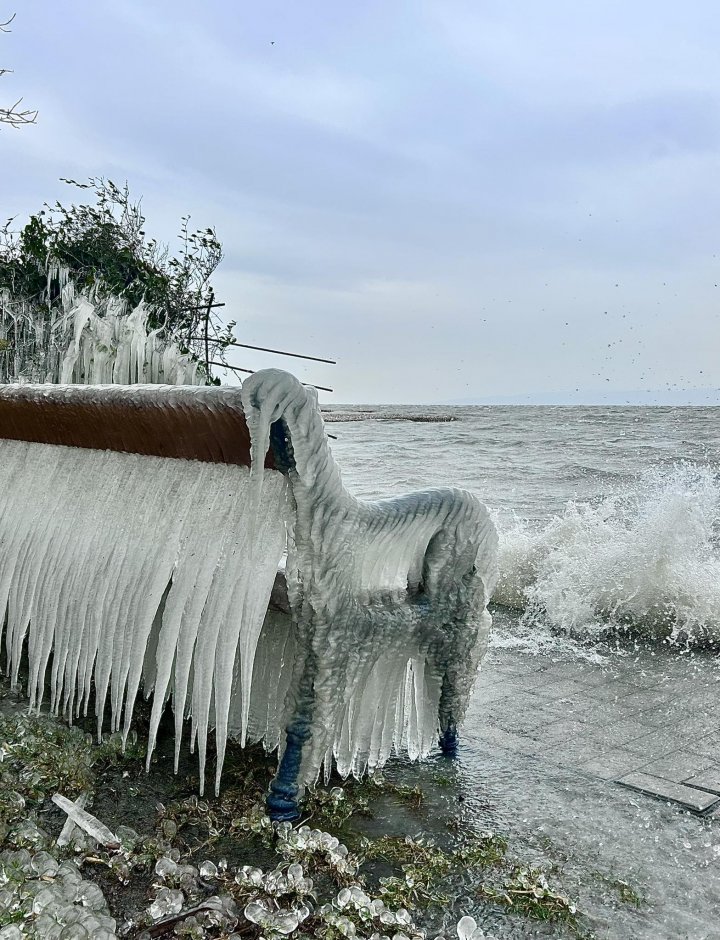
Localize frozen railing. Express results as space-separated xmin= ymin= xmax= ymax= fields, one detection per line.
xmin=0 ymin=369 xmax=497 ymax=820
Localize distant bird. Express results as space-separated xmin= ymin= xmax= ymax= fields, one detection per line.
xmin=270 ymin=41 xmax=275 ymax=45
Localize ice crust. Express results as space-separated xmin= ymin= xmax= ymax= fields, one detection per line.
xmin=241 ymin=370 xmax=498 ymax=790
xmin=0 ymin=289 xmax=203 ymax=385
xmin=0 ymin=369 xmax=497 ymax=795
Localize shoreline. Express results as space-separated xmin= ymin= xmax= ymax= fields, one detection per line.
xmin=0 ymin=669 xmax=584 ymax=939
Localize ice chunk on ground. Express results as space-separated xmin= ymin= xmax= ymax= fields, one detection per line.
xmin=51 ymin=794 xmax=120 ymax=848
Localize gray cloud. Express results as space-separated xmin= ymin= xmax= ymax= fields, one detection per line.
xmin=2 ymin=0 xmax=720 ymax=401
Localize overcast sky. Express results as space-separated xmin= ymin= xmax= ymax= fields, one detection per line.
xmin=2 ymin=1 xmax=720 ymax=403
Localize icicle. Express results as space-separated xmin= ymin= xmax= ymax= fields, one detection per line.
xmin=0 ymin=430 xmax=290 ymax=794
xmin=0 ymin=368 xmax=497 ymax=802
xmin=1 ymin=287 xmax=204 ymax=387
xmin=52 ymin=793 xmax=120 ymax=848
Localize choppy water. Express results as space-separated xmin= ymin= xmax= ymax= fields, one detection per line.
xmin=329 ymin=405 xmax=720 ymax=646
xmin=327 ymin=405 xmax=720 ymax=939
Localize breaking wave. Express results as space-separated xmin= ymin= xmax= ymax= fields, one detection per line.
xmin=493 ymin=465 xmax=720 ymax=644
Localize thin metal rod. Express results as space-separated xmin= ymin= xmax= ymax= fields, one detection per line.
xmin=207 ymin=361 xmax=334 ymax=394
xmin=203 ymin=291 xmax=213 ymax=377
xmin=209 ymin=362 xmax=252 ymax=374
xmin=195 ymin=337 xmax=335 ymax=365
xmin=178 ymin=302 xmax=226 ymax=311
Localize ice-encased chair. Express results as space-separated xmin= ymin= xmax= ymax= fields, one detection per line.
xmin=0 ymin=369 xmax=497 ymax=820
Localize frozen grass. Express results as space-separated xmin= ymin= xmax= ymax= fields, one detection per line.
xmin=0 ymin=679 xmax=627 ymax=939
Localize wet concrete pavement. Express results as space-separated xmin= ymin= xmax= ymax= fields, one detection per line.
xmin=472 ymin=641 xmax=720 ymax=817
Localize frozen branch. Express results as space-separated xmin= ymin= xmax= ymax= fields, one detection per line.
xmin=1 ymin=13 xmax=37 ymax=127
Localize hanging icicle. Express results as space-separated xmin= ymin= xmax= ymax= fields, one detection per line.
xmin=0 ymin=290 xmax=204 ymax=386
xmin=0 ymin=370 xmax=497 ymax=814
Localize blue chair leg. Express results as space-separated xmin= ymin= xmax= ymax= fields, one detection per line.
xmin=439 ymin=721 xmax=459 ymax=755
xmin=267 ymin=651 xmax=316 ymax=822
xmin=438 ymin=672 xmax=459 ymax=756
xmin=267 ymin=724 xmax=311 ymax=821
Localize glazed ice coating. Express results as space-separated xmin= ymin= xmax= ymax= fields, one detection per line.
xmin=0 ymin=439 xmax=290 ymax=794
xmin=242 ymin=370 xmax=498 ymax=799
xmin=1 ymin=291 xmax=204 ymax=386
xmin=0 ymin=368 xmax=497 ymax=805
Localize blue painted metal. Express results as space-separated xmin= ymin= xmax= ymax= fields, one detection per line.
xmin=266 ymin=647 xmax=317 ymax=822
xmin=439 ymin=722 xmax=459 ymax=755
xmin=438 ymin=672 xmax=459 ymax=755
xmin=267 ymin=725 xmax=310 ymax=821
xmin=269 ymin=419 xmax=293 ymax=473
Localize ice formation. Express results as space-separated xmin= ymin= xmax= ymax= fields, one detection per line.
xmin=242 ymin=370 xmax=497 ymax=816
xmin=0 ymin=369 xmax=497 ymax=817
xmin=0 ymin=285 xmax=204 ymax=385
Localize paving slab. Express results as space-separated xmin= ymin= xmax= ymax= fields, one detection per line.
xmin=674 ymin=713 xmax=720 ymax=738
xmin=578 ymin=747 xmax=646 ymax=781
xmin=624 ymin=727 xmax=705 ymax=760
xmin=532 ymin=679 xmax=600 ymax=701
xmin=536 ymin=718 xmax=589 ymax=745
xmin=474 ymin=683 xmax=519 ymax=705
xmin=583 ymin=681 xmax=639 ymax=703
xmin=617 ymin=771 xmax=720 ymax=813
xmin=582 ymin=698 xmax=650 ymax=723
xmin=474 ymin=725 xmax=546 ymax=758
xmin=639 ymin=751 xmax=717 ymax=784
xmin=681 ymin=732 xmax=720 ymax=760
xmin=541 ymin=699 xmax=604 ymax=725
xmin=582 ymin=718 xmax=657 ymax=751
xmin=683 ymin=768 xmax=720 ymax=796
xmin=545 ymin=740 xmax=614 ymax=767
xmin=475 ymin=644 xmax=720 ymax=812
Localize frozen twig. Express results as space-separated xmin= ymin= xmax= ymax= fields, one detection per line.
xmin=140 ymin=898 xmax=237 ymax=938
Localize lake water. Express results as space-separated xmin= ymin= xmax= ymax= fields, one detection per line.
xmin=329 ymin=404 xmax=720 ymax=645
xmin=327 ymin=405 xmax=720 ymax=939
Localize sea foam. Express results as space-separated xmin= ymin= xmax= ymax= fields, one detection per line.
xmin=493 ymin=464 xmax=720 ymax=643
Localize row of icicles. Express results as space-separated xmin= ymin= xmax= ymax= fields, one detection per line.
xmin=0 ymin=267 xmax=205 ymax=386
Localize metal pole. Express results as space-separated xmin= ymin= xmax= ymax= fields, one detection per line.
xmin=207 ymin=361 xmax=334 ymax=394
xmin=196 ymin=338 xmax=335 ymax=365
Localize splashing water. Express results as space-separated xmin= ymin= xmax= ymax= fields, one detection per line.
xmin=493 ymin=465 xmax=720 ymax=643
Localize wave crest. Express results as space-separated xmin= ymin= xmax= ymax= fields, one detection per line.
xmin=493 ymin=465 xmax=720 ymax=643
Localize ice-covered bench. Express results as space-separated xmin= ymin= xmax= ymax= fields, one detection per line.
xmin=0 ymin=369 xmax=497 ymax=820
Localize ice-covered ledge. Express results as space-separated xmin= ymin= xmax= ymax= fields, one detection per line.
xmin=0 ymin=369 xmax=497 ymax=822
